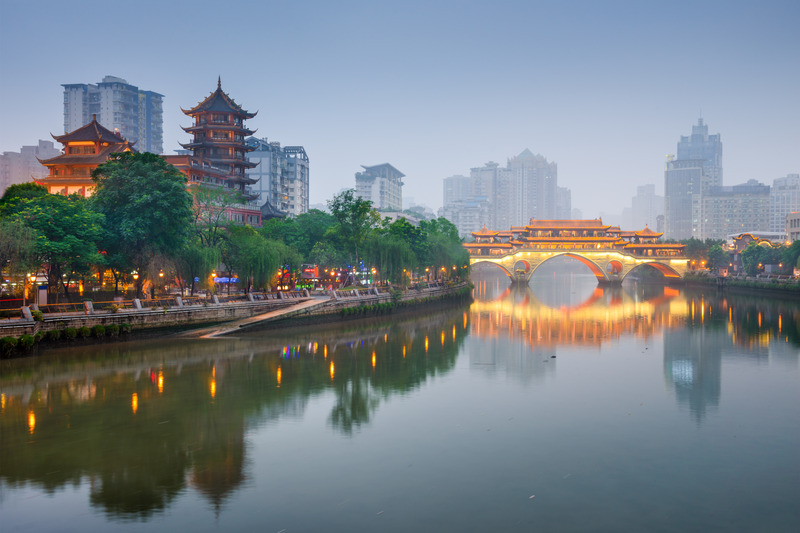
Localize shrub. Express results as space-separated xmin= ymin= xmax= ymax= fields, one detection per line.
xmin=46 ymin=329 xmax=61 ymax=341
xmin=120 ymin=323 xmax=132 ymax=334
xmin=78 ymin=326 xmax=91 ymax=338
xmin=31 ymin=310 xmax=44 ymax=322
xmin=18 ymin=334 xmax=35 ymax=350
xmin=106 ymin=324 xmax=120 ymax=337
xmin=34 ymin=332 xmax=44 ymax=344
xmin=63 ymin=327 xmax=78 ymax=340
xmin=92 ymin=325 xmax=106 ymax=338
xmin=1 ymin=337 xmax=19 ymax=356
xmin=109 ymin=304 xmax=120 ymax=313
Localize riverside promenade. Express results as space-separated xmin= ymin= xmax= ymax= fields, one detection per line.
xmin=0 ymin=282 xmax=468 ymax=340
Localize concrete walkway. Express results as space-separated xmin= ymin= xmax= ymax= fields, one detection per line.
xmin=190 ymin=297 xmax=330 ymax=338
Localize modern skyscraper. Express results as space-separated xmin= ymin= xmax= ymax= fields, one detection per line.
xmin=770 ymin=174 xmax=800 ymax=233
xmin=245 ymin=137 xmax=310 ymax=217
xmin=664 ymin=119 xmax=723 ymax=240
xmin=624 ymin=184 xmax=664 ymax=230
xmin=62 ymin=76 xmax=163 ymax=154
xmin=355 ymin=163 xmax=404 ymax=210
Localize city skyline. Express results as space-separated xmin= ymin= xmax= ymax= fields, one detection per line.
xmin=1 ymin=0 xmax=797 ymax=214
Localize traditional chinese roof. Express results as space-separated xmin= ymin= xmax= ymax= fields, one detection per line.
xmin=51 ymin=115 xmax=127 ymax=144
xmin=472 ymin=226 xmax=499 ymax=237
xmin=181 ymin=78 xmax=257 ymax=118
xmin=39 ymin=141 xmax=135 ymax=166
xmin=635 ymin=226 xmax=663 ymax=238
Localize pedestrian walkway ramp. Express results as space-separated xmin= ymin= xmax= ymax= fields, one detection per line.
xmin=186 ymin=298 xmax=329 ymax=339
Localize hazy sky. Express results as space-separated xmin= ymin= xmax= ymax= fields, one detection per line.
xmin=1 ymin=0 xmax=798 ymax=215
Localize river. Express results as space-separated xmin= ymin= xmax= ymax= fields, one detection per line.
xmin=1 ymin=261 xmax=798 ymax=532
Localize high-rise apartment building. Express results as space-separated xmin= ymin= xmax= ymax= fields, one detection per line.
xmin=62 ymin=76 xmax=163 ymax=154
xmin=507 ymin=149 xmax=558 ymax=224
xmin=664 ymin=119 xmax=723 ymax=240
xmin=701 ymin=180 xmax=770 ymax=240
xmin=245 ymin=138 xmax=310 ymax=217
xmin=441 ymin=150 xmax=566 ymax=238
xmin=355 ymin=163 xmax=404 ymax=210
xmin=770 ymin=174 xmax=800 ymax=233
xmin=623 ymin=184 xmax=664 ymax=231
xmin=0 ymin=140 xmax=60 ymax=195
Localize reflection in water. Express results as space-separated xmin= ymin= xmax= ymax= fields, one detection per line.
xmin=0 ymin=307 xmax=469 ymax=519
xmin=471 ymin=268 xmax=799 ymax=422
xmin=1 ymin=270 xmax=798 ymax=531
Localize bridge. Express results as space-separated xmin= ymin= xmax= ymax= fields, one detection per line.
xmin=464 ymin=219 xmax=687 ymax=284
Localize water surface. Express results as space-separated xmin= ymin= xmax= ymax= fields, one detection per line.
xmin=1 ymin=267 xmax=798 ymax=532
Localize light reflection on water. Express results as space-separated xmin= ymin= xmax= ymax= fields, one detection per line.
xmin=0 ymin=266 xmax=798 ymax=532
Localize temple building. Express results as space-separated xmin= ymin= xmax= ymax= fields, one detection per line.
xmin=166 ymin=79 xmax=261 ymax=225
xmin=38 ymin=115 xmax=135 ymax=196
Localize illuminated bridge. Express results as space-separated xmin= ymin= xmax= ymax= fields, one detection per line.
xmin=464 ymin=219 xmax=687 ymax=284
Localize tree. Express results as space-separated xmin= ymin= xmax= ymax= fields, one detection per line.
xmin=91 ymin=152 xmax=193 ymax=298
xmin=328 ymin=189 xmax=378 ymax=267
xmin=707 ymin=244 xmax=729 ymax=272
xmin=0 ymin=182 xmax=48 ymax=212
xmin=175 ymin=241 xmax=220 ymax=296
xmin=0 ymin=219 xmax=37 ymax=276
xmin=6 ymin=194 xmax=104 ymax=300
xmin=223 ymin=226 xmax=280 ymax=293
xmin=191 ymin=184 xmax=246 ymax=248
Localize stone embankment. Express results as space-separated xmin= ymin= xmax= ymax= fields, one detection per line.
xmin=0 ymin=283 xmax=471 ymax=341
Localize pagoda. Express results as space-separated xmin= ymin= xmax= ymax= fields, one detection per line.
xmin=171 ymin=78 xmax=261 ymax=225
xmin=38 ymin=115 xmax=135 ymax=196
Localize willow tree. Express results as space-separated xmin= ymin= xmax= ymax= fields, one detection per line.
xmin=363 ymin=234 xmax=417 ymax=286
xmin=223 ymin=226 xmax=282 ymax=293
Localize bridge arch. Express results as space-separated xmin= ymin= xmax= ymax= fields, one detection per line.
xmin=470 ymin=259 xmax=514 ymax=280
xmin=530 ymin=252 xmax=609 ymax=283
xmin=622 ymin=261 xmax=682 ymax=282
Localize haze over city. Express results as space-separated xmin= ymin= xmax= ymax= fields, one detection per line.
xmin=1 ymin=0 xmax=798 ymax=215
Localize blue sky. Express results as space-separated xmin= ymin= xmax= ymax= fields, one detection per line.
xmin=1 ymin=0 xmax=798 ymax=215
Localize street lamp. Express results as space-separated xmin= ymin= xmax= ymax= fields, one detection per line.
xmin=29 ymin=273 xmax=37 ymax=307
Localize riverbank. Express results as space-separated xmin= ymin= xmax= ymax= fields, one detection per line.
xmin=0 ymin=282 xmax=472 ymax=357
xmin=683 ymin=272 xmax=800 ymax=299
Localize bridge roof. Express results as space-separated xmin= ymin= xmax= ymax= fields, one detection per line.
xmin=622 ymin=243 xmax=684 ymax=249
xmin=525 ymin=218 xmax=611 ymax=230
xmin=464 ymin=242 xmax=513 ymax=248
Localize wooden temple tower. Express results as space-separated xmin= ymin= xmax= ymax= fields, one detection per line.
xmin=170 ymin=78 xmax=261 ymax=225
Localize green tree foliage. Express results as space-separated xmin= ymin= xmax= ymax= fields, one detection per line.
xmin=0 ymin=182 xmax=48 ymax=210
xmin=223 ymin=226 xmax=280 ymax=292
xmin=91 ymin=152 xmax=193 ymax=297
xmin=780 ymin=241 xmax=800 ymax=272
xmin=707 ymin=244 xmax=730 ymax=271
xmin=175 ymin=241 xmax=220 ymax=296
xmin=328 ymin=189 xmax=379 ymax=266
xmin=0 ymin=218 xmax=37 ymax=275
xmin=419 ymin=218 xmax=469 ymax=279
xmin=740 ymin=243 xmax=782 ymax=276
xmin=191 ymin=184 xmax=246 ymax=248
xmin=5 ymin=194 xmax=104 ymax=299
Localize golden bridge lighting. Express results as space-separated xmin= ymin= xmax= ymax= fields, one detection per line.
xmin=464 ymin=312 xmax=468 ymax=329
xmin=441 ymin=331 xmax=446 ymax=345
xmin=28 ymin=411 xmax=35 ymax=434
xmin=131 ymin=393 xmax=138 ymax=414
